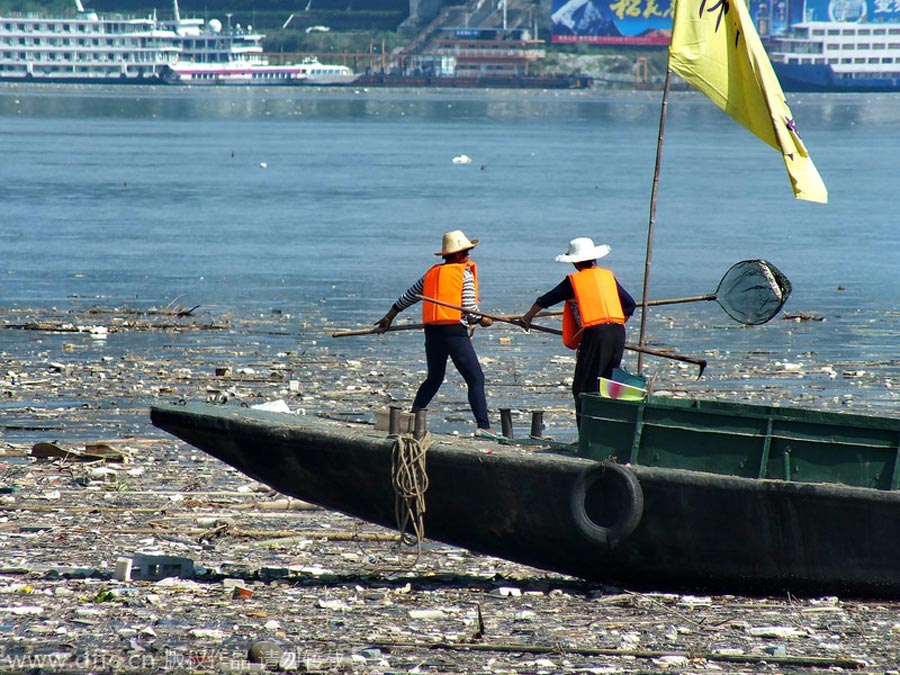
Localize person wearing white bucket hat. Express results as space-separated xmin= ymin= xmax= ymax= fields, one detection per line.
xmin=374 ymin=230 xmax=503 ymax=439
xmin=520 ymin=237 xmax=636 ymax=428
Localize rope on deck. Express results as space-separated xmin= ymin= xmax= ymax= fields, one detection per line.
xmin=391 ymin=431 xmax=432 ymax=562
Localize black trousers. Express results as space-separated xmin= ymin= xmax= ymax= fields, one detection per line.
xmin=572 ymin=323 xmax=626 ymax=426
xmin=412 ymin=324 xmax=490 ymax=429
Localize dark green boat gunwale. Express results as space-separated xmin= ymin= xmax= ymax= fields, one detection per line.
xmin=578 ymin=394 xmax=900 ymax=491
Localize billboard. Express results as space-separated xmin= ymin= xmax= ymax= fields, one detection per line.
xmin=551 ymin=0 xmax=673 ymax=45
xmin=800 ymin=0 xmax=900 ymax=22
xmin=551 ymin=0 xmax=900 ymax=45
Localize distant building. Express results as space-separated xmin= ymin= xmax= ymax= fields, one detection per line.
xmin=424 ymin=27 xmax=546 ymax=78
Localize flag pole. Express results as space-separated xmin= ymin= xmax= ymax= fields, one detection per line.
xmin=636 ymin=65 xmax=673 ymax=374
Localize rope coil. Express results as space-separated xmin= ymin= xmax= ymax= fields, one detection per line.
xmin=391 ymin=432 xmax=431 ymax=560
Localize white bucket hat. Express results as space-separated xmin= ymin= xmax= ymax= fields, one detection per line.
xmin=435 ymin=229 xmax=479 ymax=256
xmin=555 ymin=237 xmax=611 ymax=263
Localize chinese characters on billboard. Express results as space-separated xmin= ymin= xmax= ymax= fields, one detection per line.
xmin=551 ymin=0 xmax=900 ymax=45
xmin=801 ymin=0 xmax=900 ymax=22
xmin=551 ymin=0 xmax=673 ymax=44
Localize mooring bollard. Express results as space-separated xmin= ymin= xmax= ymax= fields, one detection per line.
xmin=388 ymin=406 xmax=401 ymax=435
xmin=414 ymin=409 xmax=427 ymax=440
xmin=500 ymin=408 xmax=513 ymax=439
xmin=530 ymin=410 xmax=544 ymax=439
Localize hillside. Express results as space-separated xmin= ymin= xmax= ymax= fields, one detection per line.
xmin=1 ymin=0 xmax=410 ymax=30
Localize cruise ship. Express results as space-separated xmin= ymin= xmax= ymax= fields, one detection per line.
xmin=767 ymin=20 xmax=900 ymax=92
xmin=0 ymin=0 xmax=179 ymax=83
xmin=0 ymin=0 xmax=357 ymax=86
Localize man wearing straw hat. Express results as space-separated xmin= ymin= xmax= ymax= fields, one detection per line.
xmin=374 ymin=230 xmax=503 ymax=440
xmin=520 ymin=237 xmax=636 ymax=428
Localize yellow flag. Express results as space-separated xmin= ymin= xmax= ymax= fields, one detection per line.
xmin=668 ymin=0 xmax=828 ymax=204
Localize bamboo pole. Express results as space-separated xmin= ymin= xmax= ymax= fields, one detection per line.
xmin=637 ymin=66 xmax=673 ymax=374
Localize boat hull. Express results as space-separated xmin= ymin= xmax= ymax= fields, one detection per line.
xmin=772 ymin=62 xmax=900 ymax=93
xmin=353 ymin=73 xmax=592 ymax=89
xmin=151 ymin=402 xmax=900 ymax=597
xmin=0 ymin=73 xmax=168 ymax=85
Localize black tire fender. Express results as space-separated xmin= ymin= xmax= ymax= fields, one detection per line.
xmin=570 ymin=462 xmax=644 ymax=548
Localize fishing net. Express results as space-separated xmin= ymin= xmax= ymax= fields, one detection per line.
xmin=715 ymin=259 xmax=793 ymax=325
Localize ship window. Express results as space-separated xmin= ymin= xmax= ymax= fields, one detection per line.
xmin=882 ymin=57 xmax=893 ymax=63
xmin=858 ymin=28 xmax=871 ymax=35
xmin=841 ymin=57 xmax=852 ymax=63
xmin=811 ymin=29 xmax=824 ymax=35
xmin=841 ymin=43 xmax=855 ymax=49
xmin=827 ymin=29 xmax=840 ymax=35
xmin=869 ymin=57 xmax=879 ymax=63
xmin=858 ymin=43 xmax=870 ymax=49
xmin=854 ymin=57 xmax=865 ymax=63
xmin=873 ymin=28 xmax=886 ymax=35
xmin=874 ymin=43 xmax=886 ymax=49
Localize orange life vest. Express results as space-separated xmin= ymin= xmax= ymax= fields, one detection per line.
xmin=421 ymin=261 xmax=479 ymax=324
xmin=561 ymin=267 xmax=625 ymax=350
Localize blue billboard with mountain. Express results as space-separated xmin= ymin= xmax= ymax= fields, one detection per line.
xmin=551 ymin=0 xmax=673 ymax=44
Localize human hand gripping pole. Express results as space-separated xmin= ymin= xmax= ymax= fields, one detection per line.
xmin=373 ymin=306 xmax=400 ymax=334
xmin=415 ymin=294 xmax=707 ymax=377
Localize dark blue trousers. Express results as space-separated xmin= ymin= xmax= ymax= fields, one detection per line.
xmin=412 ymin=324 xmax=490 ymax=430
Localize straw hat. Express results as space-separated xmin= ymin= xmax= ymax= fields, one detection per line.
xmin=435 ymin=230 xmax=479 ymax=256
xmin=555 ymin=237 xmax=611 ymax=263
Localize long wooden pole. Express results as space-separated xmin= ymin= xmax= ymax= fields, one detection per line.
xmin=332 ymin=323 xmax=427 ymax=337
xmin=416 ymin=295 xmax=707 ymax=375
xmin=637 ymin=66 xmax=673 ymax=374
xmin=500 ymin=292 xmax=717 ymax=321
xmin=331 ymin=309 xmax=564 ymax=338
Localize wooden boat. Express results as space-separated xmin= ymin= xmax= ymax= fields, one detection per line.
xmin=150 ymin=396 xmax=900 ymax=598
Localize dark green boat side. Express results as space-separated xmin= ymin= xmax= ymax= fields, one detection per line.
xmin=579 ymin=394 xmax=900 ymax=490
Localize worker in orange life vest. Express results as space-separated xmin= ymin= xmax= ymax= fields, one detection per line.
xmin=374 ymin=230 xmax=502 ymax=440
xmin=520 ymin=238 xmax=636 ymax=428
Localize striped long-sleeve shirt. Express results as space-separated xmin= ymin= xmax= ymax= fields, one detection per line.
xmin=392 ymin=265 xmax=480 ymax=326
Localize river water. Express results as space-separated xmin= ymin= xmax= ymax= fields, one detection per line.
xmin=0 ymin=83 xmax=898 ymax=434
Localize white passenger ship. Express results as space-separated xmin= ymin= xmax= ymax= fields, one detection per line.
xmin=0 ymin=0 xmax=357 ymax=86
xmin=0 ymin=0 xmax=179 ymax=83
xmin=166 ymin=49 xmax=357 ymax=86
xmin=765 ymin=0 xmax=900 ymax=92
xmin=767 ymin=20 xmax=900 ymax=91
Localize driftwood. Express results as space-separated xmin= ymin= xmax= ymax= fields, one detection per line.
xmin=1 ymin=320 xmax=228 ymax=332
xmin=30 ymin=442 xmax=125 ymax=462
xmin=87 ymin=304 xmax=201 ymax=317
